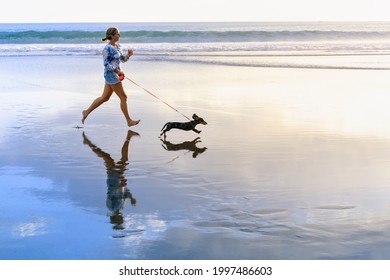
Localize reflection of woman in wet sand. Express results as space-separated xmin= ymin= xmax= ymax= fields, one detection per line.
xmin=82 ymin=130 xmax=138 ymax=230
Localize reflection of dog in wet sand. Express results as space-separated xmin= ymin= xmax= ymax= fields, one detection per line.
xmin=160 ymin=114 xmax=207 ymax=137
xmin=161 ymin=137 xmax=207 ymax=158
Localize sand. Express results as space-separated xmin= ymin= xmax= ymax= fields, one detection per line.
xmin=2 ymin=55 xmax=390 ymax=259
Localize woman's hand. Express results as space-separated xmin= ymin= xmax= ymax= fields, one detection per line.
xmin=114 ymin=69 xmax=124 ymax=76
xmin=125 ymin=49 xmax=133 ymax=60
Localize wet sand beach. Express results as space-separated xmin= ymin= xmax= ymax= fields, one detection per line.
xmin=2 ymin=56 xmax=390 ymax=259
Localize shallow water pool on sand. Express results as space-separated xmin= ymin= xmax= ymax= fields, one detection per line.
xmin=1 ymin=57 xmax=390 ymax=259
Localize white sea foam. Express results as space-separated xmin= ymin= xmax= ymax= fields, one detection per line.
xmin=1 ymin=22 xmax=390 ymax=69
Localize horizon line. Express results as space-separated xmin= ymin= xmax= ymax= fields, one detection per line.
xmin=2 ymin=20 xmax=390 ymax=24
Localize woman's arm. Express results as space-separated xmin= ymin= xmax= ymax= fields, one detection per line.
xmin=124 ymin=49 xmax=133 ymax=61
xmin=121 ymin=48 xmax=133 ymax=62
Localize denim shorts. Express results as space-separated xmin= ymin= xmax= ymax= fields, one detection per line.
xmin=104 ymin=70 xmax=120 ymax=85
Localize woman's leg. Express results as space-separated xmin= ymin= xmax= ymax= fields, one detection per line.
xmin=111 ymin=82 xmax=140 ymax=127
xmin=82 ymin=84 xmax=114 ymax=124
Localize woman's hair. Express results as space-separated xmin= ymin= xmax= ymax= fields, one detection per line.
xmin=102 ymin=27 xmax=118 ymax=42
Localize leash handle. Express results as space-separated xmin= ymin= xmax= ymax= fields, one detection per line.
xmin=124 ymin=76 xmax=191 ymax=121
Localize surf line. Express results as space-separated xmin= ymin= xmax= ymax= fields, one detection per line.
xmin=124 ymin=75 xmax=191 ymax=121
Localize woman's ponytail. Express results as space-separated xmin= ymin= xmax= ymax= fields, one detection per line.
xmin=102 ymin=27 xmax=118 ymax=42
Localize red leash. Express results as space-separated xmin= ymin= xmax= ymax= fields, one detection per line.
xmin=124 ymin=75 xmax=191 ymax=121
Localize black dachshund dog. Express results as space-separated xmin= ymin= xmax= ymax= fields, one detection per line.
xmin=160 ymin=114 xmax=207 ymax=137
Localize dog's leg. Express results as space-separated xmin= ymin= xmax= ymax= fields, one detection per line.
xmin=160 ymin=123 xmax=168 ymax=137
xmin=161 ymin=123 xmax=174 ymax=136
xmin=192 ymin=128 xmax=202 ymax=134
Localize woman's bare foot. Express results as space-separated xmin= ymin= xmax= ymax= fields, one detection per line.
xmin=82 ymin=110 xmax=88 ymax=124
xmin=127 ymin=119 xmax=140 ymax=127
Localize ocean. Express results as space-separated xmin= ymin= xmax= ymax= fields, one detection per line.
xmin=1 ymin=21 xmax=390 ymax=69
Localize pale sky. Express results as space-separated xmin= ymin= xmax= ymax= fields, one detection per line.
xmin=2 ymin=0 xmax=390 ymax=23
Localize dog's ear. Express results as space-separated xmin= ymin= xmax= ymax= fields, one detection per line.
xmin=192 ymin=114 xmax=198 ymax=119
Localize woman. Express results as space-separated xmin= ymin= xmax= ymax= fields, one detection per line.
xmin=82 ymin=27 xmax=140 ymax=127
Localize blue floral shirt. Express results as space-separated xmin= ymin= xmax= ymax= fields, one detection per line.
xmin=103 ymin=43 xmax=129 ymax=73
